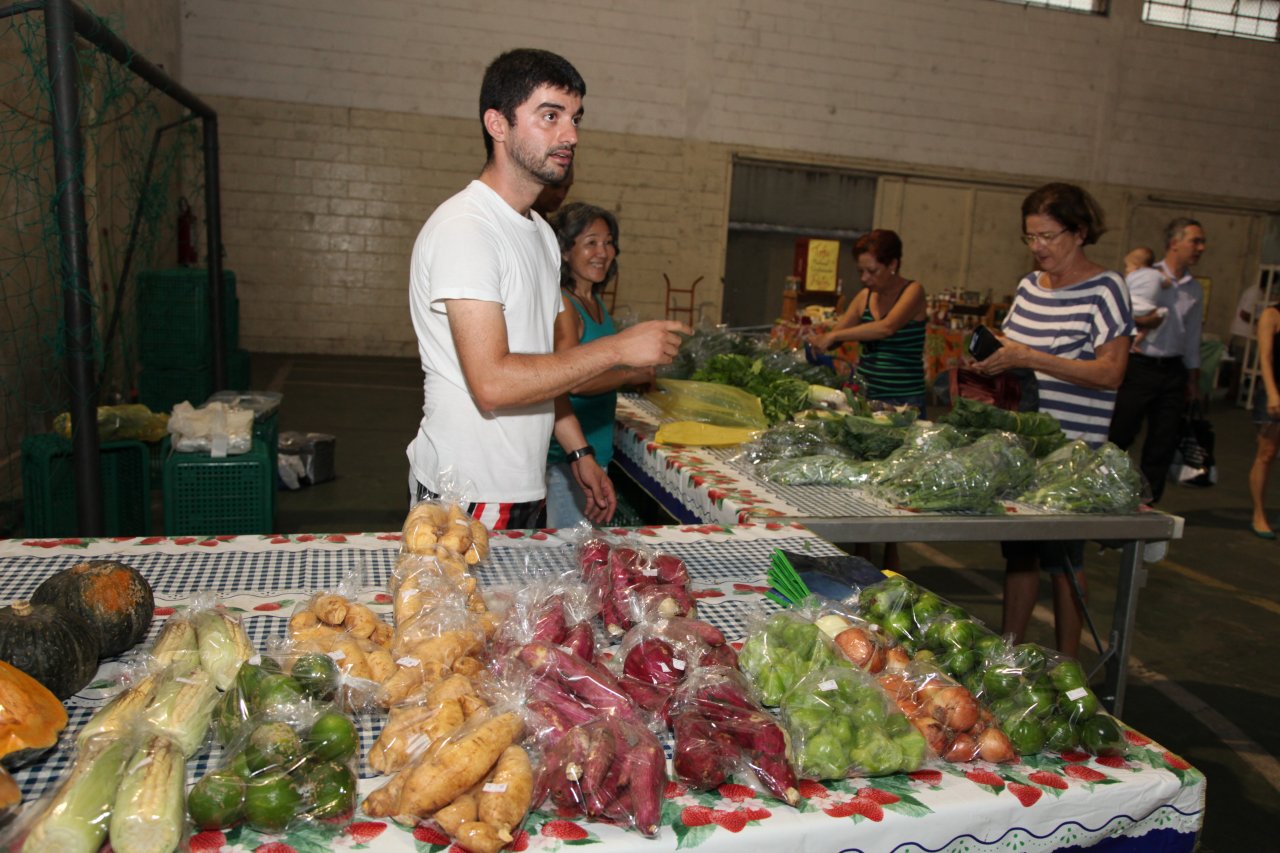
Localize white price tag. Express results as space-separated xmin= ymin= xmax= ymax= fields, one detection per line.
xmin=672 ymin=658 xmax=687 ymax=671
xmin=482 ymin=782 xmax=508 ymax=794
xmin=658 ymin=662 xmax=670 ymax=674
xmin=327 ymin=650 xmax=346 ymax=662
xmin=818 ymin=679 xmax=838 ymax=692
xmin=175 ymin=677 xmax=197 ymax=685
xmin=1066 ymin=687 xmax=1089 ymax=701
xmin=249 ymin=654 xmax=262 ymax=665
xmin=396 ymin=656 xmax=421 ymax=667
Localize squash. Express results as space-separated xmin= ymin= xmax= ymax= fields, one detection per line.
xmin=0 ymin=659 xmax=67 ymax=770
xmin=0 ymin=602 xmax=100 ymax=700
xmin=31 ymin=559 xmax=154 ymax=657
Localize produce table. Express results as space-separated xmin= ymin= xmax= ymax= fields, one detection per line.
xmin=0 ymin=529 xmax=1203 ymax=853
xmin=612 ymin=397 xmax=1185 ymax=716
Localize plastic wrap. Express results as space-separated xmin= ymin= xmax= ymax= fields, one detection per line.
xmin=532 ymin=717 xmax=666 ymax=837
xmin=283 ymin=589 xmax=396 ymax=710
xmin=609 ymin=616 xmax=734 ymax=722
xmin=53 ymin=403 xmax=169 ymax=443
xmin=168 ymin=400 xmax=254 ymax=454
xmin=728 ymin=419 xmax=853 ymax=465
xmin=875 ymin=431 xmax=1035 ymax=513
xmin=781 ymin=664 xmax=927 ymax=778
xmin=939 ymin=396 xmax=1068 ymax=458
xmin=368 ymin=673 xmax=489 ymax=775
xmin=877 ymin=660 xmax=1016 ymax=764
xmin=514 ymin=640 xmax=641 ymax=730
xmin=668 ymin=666 xmax=799 ymax=804
xmin=571 ymin=537 xmax=695 ymax=638
xmin=401 ymin=498 xmax=491 ymax=566
xmin=189 ymin=699 xmax=360 ymax=834
xmin=8 ymin=734 xmax=132 ymax=853
xmin=1018 ymin=440 xmax=1146 ymax=513
xmin=646 ymin=379 xmax=769 ymax=429
xmin=756 ymin=454 xmax=874 ymax=487
xmin=975 ymin=641 xmax=1127 ymax=757
xmin=737 ymin=608 xmax=842 ymax=706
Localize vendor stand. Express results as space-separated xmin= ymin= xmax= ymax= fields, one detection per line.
xmin=612 ymin=397 xmax=1184 ymax=717
xmin=1 ymin=529 xmax=1202 ymax=852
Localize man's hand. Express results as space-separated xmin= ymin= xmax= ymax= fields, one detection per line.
xmin=613 ymin=320 xmax=690 ymax=367
xmin=1185 ymin=379 xmax=1201 ymax=404
xmin=571 ymin=455 xmax=617 ymax=524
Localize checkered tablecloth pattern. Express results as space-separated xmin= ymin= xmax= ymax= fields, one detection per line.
xmin=2 ymin=526 xmax=840 ymax=801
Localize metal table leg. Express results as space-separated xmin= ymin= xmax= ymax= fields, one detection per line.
xmin=1100 ymin=540 xmax=1148 ymax=717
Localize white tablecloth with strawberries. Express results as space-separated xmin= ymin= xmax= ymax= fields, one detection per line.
xmin=0 ymin=527 xmax=1204 ymax=853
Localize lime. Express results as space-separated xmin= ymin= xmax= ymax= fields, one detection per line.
xmin=1080 ymin=715 xmax=1124 ymax=757
xmin=940 ymin=618 xmax=980 ymax=651
xmin=1012 ymin=644 xmax=1047 ymax=675
xmin=974 ymin=633 xmax=1006 ymax=662
xmin=214 ymin=685 xmax=252 ymax=745
xmin=245 ymin=771 xmax=302 ymax=833
xmin=941 ymin=648 xmax=977 ymax=676
xmin=224 ymin=750 xmax=252 ymax=778
xmin=303 ymin=760 xmax=357 ymax=820
xmin=1048 ymin=660 xmax=1088 ymax=692
xmin=1043 ymin=715 xmax=1079 ymax=752
xmin=253 ymin=673 xmax=307 ymax=712
xmin=291 ymin=652 xmax=340 ymax=701
xmin=1005 ymin=716 xmax=1047 ymax=756
xmin=912 ymin=591 xmax=944 ymax=623
xmin=982 ymin=667 xmax=1022 ymax=700
xmin=188 ymin=770 xmax=245 ymax=830
xmin=1058 ymin=687 xmax=1100 ymax=722
xmin=306 ymin=711 xmax=358 ymax=763
xmin=245 ymin=721 xmax=303 ymax=773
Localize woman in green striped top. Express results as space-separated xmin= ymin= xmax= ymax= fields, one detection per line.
xmin=813 ymin=229 xmax=928 ymax=414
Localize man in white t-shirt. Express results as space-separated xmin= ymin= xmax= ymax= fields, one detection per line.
xmin=406 ymin=48 xmax=687 ymax=530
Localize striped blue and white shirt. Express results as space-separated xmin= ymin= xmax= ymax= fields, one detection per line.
xmin=1002 ymin=270 xmax=1135 ymax=446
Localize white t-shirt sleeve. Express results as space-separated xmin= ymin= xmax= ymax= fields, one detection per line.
xmin=1126 ymin=268 xmax=1160 ymax=315
xmin=423 ymin=214 xmax=504 ymax=309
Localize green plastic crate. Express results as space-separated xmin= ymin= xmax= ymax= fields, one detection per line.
xmin=162 ymin=437 xmax=274 ymax=535
xmin=21 ymin=434 xmax=151 ymax=536
xmin=228 ymin=347 xmax=251 ymax=390
xmin=139 ymin=365 xmax=214 ymax=413
xmin=137 ymin=268 xmax=237 ymax=369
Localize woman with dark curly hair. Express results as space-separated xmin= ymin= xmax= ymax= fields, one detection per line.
xmin=975 ymin=182 xmax=1134 ymax=657
xmin=544 ymin=202 xmax=655 ymax=527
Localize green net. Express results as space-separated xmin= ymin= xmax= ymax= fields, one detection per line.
xmin=0 ymin=4 xmax=204 ymax=535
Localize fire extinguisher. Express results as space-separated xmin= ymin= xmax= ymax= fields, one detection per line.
xmin=177 ymin=196 xmax=198 ymax=266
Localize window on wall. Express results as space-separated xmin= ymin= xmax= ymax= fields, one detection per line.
xmin=1142 ymin=1 xmax=1280 ymax=40
xmin=992 ymin=1 xmax=1108 ymax=13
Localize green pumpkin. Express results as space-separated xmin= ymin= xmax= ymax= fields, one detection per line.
xmin=31 ymin=559 xmax=154 ymax=657
xmin=0 ymin=601 xmax=100 ymax=700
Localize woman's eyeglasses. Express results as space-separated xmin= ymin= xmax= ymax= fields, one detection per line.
xmin=1021 ymin=229 xmax=1068 ymax=246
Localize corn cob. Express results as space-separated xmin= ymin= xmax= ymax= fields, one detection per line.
xmin=77 ymin=671 xmax=165 ymax=747
xmin=150 ymin=616 xmax=200 ymax=671
xmin=142 ymin=666 xmax=219 ymax=757
xmin=108 ymin=735 xmax=186 ymax=853
xmin=193 ymin=608 xmax=254 ymax=690
xmin=22 ymin=735 xmax=132 ymax=853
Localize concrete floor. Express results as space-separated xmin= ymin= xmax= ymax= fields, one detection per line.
xmin=259 ymin=352 xmax=1279 ymax=851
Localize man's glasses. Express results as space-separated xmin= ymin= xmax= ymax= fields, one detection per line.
xmin=1021 ymin=228 xmax=1068 ymax=246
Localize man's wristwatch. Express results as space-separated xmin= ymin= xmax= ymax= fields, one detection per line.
xmin=565 ymin=446 xmax=596 ymax=464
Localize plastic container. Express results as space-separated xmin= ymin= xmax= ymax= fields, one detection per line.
xmin=162 ymin=436 xmax=275 ymax=535
xmin=139 ymin=365 xmax=214 ymax=414
xmin=21 ymin=434 xmax=150 ymax=536
xmin=137 ymin=268 xmax=238 ymax=369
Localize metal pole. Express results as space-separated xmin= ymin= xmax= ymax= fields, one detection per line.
xmin=204 ymin=116 xmax=226 ymax=389
xmin=44 ymin=0 xmax=103 ymax=534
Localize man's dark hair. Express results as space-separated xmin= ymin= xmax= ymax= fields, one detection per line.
xmin=480 ymin=49 xmax=586 ymax=160
xmin=1164 ymin=217 xmax=1203 ymax=249
xmin=1021 ymin=182 xmax=1107 ymax=246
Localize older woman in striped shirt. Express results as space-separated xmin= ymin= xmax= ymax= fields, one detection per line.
xmin=974 ymin=182 xmax=1134 ymax=658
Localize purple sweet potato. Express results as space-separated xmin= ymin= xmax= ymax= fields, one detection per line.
xmin=560 ymin=621 xmax=595 ymax=662
xmin=531 ymin=594 xmax=568 ymax=644
xmin=652 ymin=552 xmax=691 ymax=587
xmin=623 ymin=638 xmax=685 ymax=686
xmin=672 ymin=714 xmax=732 ymax=788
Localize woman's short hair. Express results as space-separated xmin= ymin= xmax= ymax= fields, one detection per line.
xmin=549 ymin=202 xmax=620 ymax=293
xmin=853 ymin=229 xmax=903 ymax=267
xmin=1021 ymin=182 xmax=1107 ymax=245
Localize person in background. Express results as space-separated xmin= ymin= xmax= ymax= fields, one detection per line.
xmin=405 ymin=48 xmax=686 ymax=530
xmin=813 ymin=229 xmax=926 ymax=570
xmin=1124 ymin=246 xmax=1154 ymax=276
xmin=974 ymin=183 xmax=1134 ymax=658
xmin=1108 ymin=218 xmax=1207 ymax=503
xmin=544 ymin=202 xmax=655 ymax=527
xmin=813 ymin=229 xmax=928 ymax=413
xmin=532 ymin=160 xmax=574 ymax=217
xmin=1249 ymin=302 xmax=1280 ymax=538
xmin=1123 ymin=246 xmax=1165 ymax=349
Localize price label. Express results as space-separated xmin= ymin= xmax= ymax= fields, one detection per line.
xmin=483 ymin=782 xmax=508 ymax=794
xmin=1066 ymin=687 xmax=1089 ymax=701
xmin=672 ymin=658 xmax=687 ymax=671
xmin=818 ymin=679 xmax=838 ymax=692
xmin=397 ymin=656 xmax=421 ymax=667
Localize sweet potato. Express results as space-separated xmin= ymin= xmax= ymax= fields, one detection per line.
xmin=455 ymin=820 xmax=506 ymax=853
xmin=652 ymin=552 xmax=691 ymax=586
xmin=560 ymin=622 xmax=595 ymax=662
xmin=397 ymin=712 xmax=524 ymax=817
xmin=369 ymin=698 xmax=466 ymax=774
xmin=518 ymin=642 xmax=638 ymax=721
xmin=342 ymin=603 xmax=379 ymax=638
xmin=433 ymin=783 xmax=480 ymax=836
xmin=624 ymin=638 xmax=685 ymax=686
xmin=626 ymin=736 xmax=666 ymax=837
xmin=362 ymin=770 xmax=407 ymax=818
xmin=313 ymin=593 xmax=349 ymax=626
xmin=478 ymin=745 xmax=533 ymax=839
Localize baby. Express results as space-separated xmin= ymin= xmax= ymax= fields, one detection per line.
xmin=1125 ymin=246 xmax=1170 ymax=349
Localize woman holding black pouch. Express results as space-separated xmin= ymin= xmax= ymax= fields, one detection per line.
xmin=973 ymin=183 xmax=1134 ymax=657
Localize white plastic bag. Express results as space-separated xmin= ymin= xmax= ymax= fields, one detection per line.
xmin=167 ymin=401 xmax=253 ymax=455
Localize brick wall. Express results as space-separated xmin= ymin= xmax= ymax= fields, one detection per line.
xmin=181 ymin=0 xmax=1280 ymax=355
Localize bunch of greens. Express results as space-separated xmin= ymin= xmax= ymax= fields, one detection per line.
xmin=939 ymin=397 xmax=1067 ymax=457
xmin=865 ymin=422 xmax=970 ymax=486
xmin=692 ymin=353 xmax=813 ymax=424
xmin=757 ymin=454 xmax=875 ymax=487
xmin=730 ymin=419 xmax=852 ymax=465
xmin=661 ymin=328 xmax=760 ymax=379
xmin=757 ymin=349 xmax=842 ymax=387
xmin=876 ymin=431 xmax=1035 ymax=513
xmin=1018 ymin=440 xmax=1144 ymax=513
xmin=833 ymin=415 xmax=909 ymax=460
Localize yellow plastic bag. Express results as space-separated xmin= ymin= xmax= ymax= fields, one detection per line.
xmin=53 ymin=404 xmax=169 ymax=443
xmin=647 ymin=379 xmax=768 ymax=429
xmin=655 ymin=421 xmax=762 ymax=447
